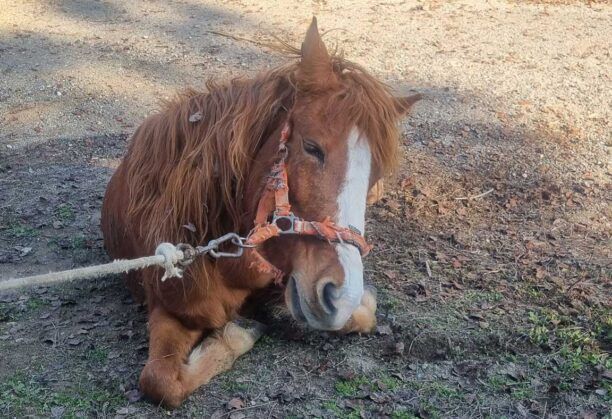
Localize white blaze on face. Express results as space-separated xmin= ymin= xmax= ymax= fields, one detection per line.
xmin=333 ymin=127 xmax=371 ymax=324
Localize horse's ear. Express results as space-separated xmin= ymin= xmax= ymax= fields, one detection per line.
xmin=394 ymin=94 xmax=423 ymax=115
xmin=298 ymin=17 xmax=335 ymax=86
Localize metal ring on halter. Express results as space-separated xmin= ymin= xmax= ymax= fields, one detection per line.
xmin=271 ymin=213 xmax=298 ymax=235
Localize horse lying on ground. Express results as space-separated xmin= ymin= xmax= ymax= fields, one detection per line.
xmin=101 ymin=17 xmax=420 ymax=408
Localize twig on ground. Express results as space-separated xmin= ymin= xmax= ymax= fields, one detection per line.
xmin=221 ymin=401 xmax=276 ymax=418
xmin=408 ymin=329 xmax=427 ymax=356
xmin=455 ymin=188 xmax=494 ymax=201
xmin=425 ymin=260 xmax=432 ymax=277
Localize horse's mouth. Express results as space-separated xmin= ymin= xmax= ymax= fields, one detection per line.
xmin=286 ymin=276 xmax=308 ymax=324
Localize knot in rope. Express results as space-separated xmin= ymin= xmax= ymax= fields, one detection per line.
xmin=155 ymin=243 xmax=187 ymax=281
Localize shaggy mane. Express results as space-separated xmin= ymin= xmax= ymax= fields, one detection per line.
xmin=125 ymin=53 xmax=403 ymax=247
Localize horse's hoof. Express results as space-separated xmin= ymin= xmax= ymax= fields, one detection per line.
xmin=232 ymin=317 xmax=267 ymax=340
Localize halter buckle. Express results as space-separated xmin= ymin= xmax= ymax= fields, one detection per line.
xmin=271 ymin=212 xmax=299 ymax=234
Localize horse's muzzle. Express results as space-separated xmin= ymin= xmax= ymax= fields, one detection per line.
xmin=286 ymin=274 xmax=362 ymax=331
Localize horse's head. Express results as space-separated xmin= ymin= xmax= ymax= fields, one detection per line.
xmin=254 ymin=19 xmax=420 ymax=331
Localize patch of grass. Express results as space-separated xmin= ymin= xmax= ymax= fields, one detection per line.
xmin=419 ymin=399 xmax=442 ymax=419
xmin=5 ymin=222 xmax=39 ymax=238
xmin=392 ymin=409 xmax=418 ymax=419
xmin=379 ymin=375 xmax=401 ymax=391
xmin=485 ymin=373 xmax=533 ymax=400
xmin=335 ymin=376 xmax=370 ymax=397
xmin=0 ymin=371 xmax=123 ymax=416
xmin=85 ymin=347 xmax=108 ymax=363
xmin=486 ymin=374 xmax=506 ymax=392
xmin=0 ymin=305 xmax=17 ymax=322
xmin=220 ymin=379 xmax=248 ymax=393
xmin=257 ymin=334 xmax=275 ymax=347
xmin=422 ymin=382 xmax=463 ymax=400
xmin=26 ymin=297 xmax=46 ymax=311
xmin=70 ymin=235 xmax=86 ymax=249
xmin=525 ymin=285 xmax=544 ymax=299
xmin=56 ymin=204 xmax=75 ymax=222
xmin=378 ymin=287 xmax=402 ymax=311
xmin=322 ymin=400 xmax=343 ymax=415
xmin=463 ymin=290 xmax=504 ymax=303
xmin=322 ymin=399 xmax=365 ymax=419
xmin=510 ymin=382 xmax=535 ymax=401
xmin=526 ymin=308 xmax=609 ymax=381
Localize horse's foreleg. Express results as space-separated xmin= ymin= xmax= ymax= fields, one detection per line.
xmin=140 ymin=307 xmax=264 ymax=408
xmin=179 ymin=318 xmax=265 ymax=398
xmin=139 ymin=306 xmax=202 ymax=408
xmin=339 ymin=287 xmax=377 ymax=334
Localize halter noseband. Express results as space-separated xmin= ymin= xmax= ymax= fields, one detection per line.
xmin=245 ymin=121 xmax=372 ymax=284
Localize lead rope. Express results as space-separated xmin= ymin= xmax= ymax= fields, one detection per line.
xmin=0 ymin=233 xmax=249 ymax=293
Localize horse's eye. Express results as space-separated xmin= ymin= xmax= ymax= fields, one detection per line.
xmin=303 ymin=139 xmax=325 ymax=163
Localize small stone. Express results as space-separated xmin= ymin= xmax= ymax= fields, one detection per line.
xmin=53 ymin=221 xmax=63 ymax=229
xmin=394 ymin=342 xmax=405 ymax=355
xmin=376 ymin=324 xmax=392 ymax=335
xmin=50 ymin=406 xmax=65 ymax=418
xmin=67 ymin=338 xmax=82 ymax=346
xmin=19 ymin=247 xmax=32 ymax=257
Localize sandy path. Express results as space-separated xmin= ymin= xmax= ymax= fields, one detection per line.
xmin=1 ymin=1 xmax=610 ymax=152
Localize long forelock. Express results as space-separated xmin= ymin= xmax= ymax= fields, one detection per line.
xmin=325 ymin=58 xmax=402 ymax=176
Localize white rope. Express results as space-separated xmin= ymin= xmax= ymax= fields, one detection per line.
xmin=0 ymin=243 xmax=186 ymax=293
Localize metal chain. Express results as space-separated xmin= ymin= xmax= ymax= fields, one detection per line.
xmin=177 ymin=233 xmax=255 ymax=267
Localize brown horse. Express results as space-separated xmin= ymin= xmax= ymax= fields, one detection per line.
xmin=101 ymin=18 xmax=420 ymax=408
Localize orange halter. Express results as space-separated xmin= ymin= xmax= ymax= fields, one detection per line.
xmin=245 ymin=121 xmax=372 ymax=284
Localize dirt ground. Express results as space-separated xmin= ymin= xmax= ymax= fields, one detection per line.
xmin=0 ymin=0 xmax=610 ymax=418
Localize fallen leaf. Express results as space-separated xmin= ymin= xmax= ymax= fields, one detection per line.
xmin=182 ymin=222 xmax=196 ymax=233
xmin=449 ymin=280 xmax=464 ymax=290
xmin=227 ymin=397 xmax=244 ymax=410
xmin=535 ymin=266 xmax=547 ymax=279
xmin=125 ymin=389 xmax=142 ymax=403
xmin=50 ymin=406 xmax=65 ymax=418
xmin=383 ymin=270 xmax=398 ymax=280
xmin=376 ymin=325 xmax=393 ymax=335
xmin=189 ymin=112 xmax=203 ymax=122
xmin=19 ymin=247 xmax=32 ymax=257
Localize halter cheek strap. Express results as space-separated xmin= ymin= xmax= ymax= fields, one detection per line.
xmin=245 ymin=121 xmax=373 ymax=284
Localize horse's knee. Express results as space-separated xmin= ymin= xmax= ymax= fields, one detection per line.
xmin=139 ymin=363 xmax=185 ymax=409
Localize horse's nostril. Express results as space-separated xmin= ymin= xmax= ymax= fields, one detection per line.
xmin=321 ymin=282 xmax=339 ymax=315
